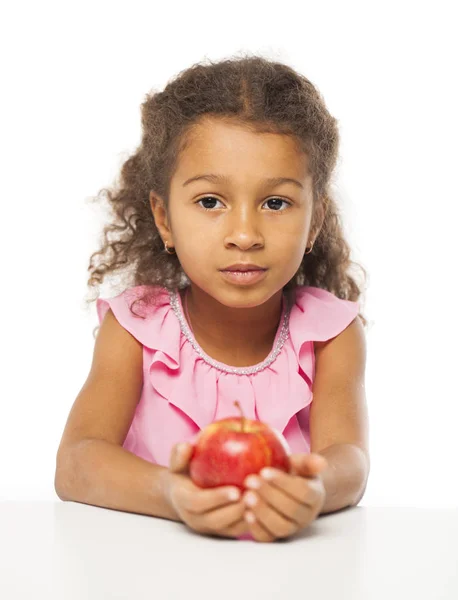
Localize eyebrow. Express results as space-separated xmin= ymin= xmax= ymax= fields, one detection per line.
xmin=182 ymin=173 xmax=304 ymax=190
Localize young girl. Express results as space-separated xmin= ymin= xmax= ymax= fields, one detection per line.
xmin=55 ymin=54 xmax=370 ymax=544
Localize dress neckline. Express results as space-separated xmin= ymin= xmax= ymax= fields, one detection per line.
xmin=167 ymin=288 xmax=292 ymax=375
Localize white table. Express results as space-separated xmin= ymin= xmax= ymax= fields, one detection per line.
xmin=1 ymin=502 xmax=457 ymax=599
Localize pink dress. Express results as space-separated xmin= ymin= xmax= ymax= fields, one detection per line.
xmin=96 ymin=284 xmax=359 ymax=464
xmin=96 ymin=284 xmax=359 ymax=538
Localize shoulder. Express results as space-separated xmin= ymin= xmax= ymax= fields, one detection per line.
xmin=289 ymin=285 xmax=361 ymax=353
xmin=94 ymin=307 xmax=144 ymax=370
xmin=314 ymin=314 xmax=366 ymax=363
xmin=95 ymin=285 xmax=184 ymax=368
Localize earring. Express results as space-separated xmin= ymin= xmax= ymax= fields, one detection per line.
xmin=164 ymin=241 xmax=176 ymax=255
xmin=305 ymin=241 xmax=314 ymax=255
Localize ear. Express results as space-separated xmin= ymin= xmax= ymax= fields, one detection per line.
xmin=150 ymin=191 xmax=172 ymax=241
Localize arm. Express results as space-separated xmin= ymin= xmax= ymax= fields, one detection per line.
xmin=317 ymin=442 xmax=369 ymax=514
xmin=55 ymin=437 xmax=180 ymax=522
xmin=311 ymin=315 xmax=370 ymax=515
xmin=54 ymin=307 xmax=179 ymax=522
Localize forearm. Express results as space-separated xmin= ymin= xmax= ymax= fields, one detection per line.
xmin=316 ymin=443 xmax=370 ymax=515
xmin=55 ymin=438 xmax=180 ymax=522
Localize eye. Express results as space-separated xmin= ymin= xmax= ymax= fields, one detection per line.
xmin=195 ymin=196 xmax=292 ymax=212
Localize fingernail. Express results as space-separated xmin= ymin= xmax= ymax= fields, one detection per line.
xmin=245 ymin=511 xmax=256 ymax=523
xmin=228 ymin=488 xmax=240 ymax=501
xmin=244 ymin=492 xmax=258 ymax=507
xmin=260 ymin=468 xmax=275 ymax=480
xmin=244 ymin=476 xmax=261 ymax=489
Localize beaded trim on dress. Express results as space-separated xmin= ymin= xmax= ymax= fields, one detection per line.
xmin=168 ymin=289 xmax=292 ymax=375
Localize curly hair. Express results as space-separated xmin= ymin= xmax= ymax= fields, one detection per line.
xmin=85 ymin=52 xmax=370 ymax=338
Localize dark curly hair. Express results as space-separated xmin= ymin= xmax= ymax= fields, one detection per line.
xmin=85 ymin=53 xmax=370 ymax=338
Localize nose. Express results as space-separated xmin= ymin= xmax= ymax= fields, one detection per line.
xmin=223 ymin=204 xmax=264 ymax=250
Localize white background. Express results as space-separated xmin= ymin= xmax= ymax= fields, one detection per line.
xmin=1 ymin=0 xmax=456 ymax=506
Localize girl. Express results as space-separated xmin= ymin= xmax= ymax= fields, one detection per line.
xmin=55 ymin=54 xmax=370 ymax=543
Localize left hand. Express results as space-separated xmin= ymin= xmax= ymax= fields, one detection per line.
xmin=242 ymin=453 xmax=328 ymax=543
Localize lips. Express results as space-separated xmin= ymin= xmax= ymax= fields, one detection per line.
xmin=220 ymin=268 xmax=268 ymax=285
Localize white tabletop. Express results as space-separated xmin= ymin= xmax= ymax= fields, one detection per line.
xmin=1 ymin=501 xmax=457 ymax=599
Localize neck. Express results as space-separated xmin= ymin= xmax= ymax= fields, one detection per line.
xmin=182 ymin=285 xmax=284 ymax=356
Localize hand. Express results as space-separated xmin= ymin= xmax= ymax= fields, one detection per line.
xmin=165 ymin=442 xmax=249 ymax=539
xmin=241 ymin=453 xmax=328 ymax=543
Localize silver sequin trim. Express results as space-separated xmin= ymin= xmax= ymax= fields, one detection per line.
xmin=168 ymin=289 xmax=291 ymax=375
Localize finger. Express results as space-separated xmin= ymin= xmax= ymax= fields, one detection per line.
xmin=193 ymin=500 xmax=246 ymax=533
xmin=169 ymin=442 xmax=194 ymax=473
xmin=181 ymin=484 xmax=242 ymax=514
xmin=244 ymin=511 xmax=276 ymax=543
xmin=289 ymin=453 xmax=328 ymax=477
xmin=246 ymin=476 xmax=311 ymax=525
xmin=260 ymin=468 xmax=322 ymax=507
xmin=210 ymin=518 xmax=248 ymax=539
xmin=243 ymin=491 xmax=297 ymax=539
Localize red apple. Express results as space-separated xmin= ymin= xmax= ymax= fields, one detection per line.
xmin=189 ymin=401 xmax=291 ymax=489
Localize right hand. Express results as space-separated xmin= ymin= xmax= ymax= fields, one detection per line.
xmin=164 ymin=442 xmax=249 ymax=539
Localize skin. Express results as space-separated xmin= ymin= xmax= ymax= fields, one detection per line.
xmin=167 ymin=440 xmax=328 ymax=542
xmin=150 ymin=117 xmax=324 ymax=364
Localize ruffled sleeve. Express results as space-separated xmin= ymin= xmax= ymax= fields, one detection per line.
xmin=96 ymin=285 xmax=179 ymax=355
xmin=288 ymin=286 xmax=361 ymax=386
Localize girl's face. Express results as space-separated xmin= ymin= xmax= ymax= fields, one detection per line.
xmin=151 ymin=118 xmax=315 ymax=309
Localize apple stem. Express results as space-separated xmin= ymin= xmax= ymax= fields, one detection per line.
xmin=234 ymin=400 xmax=245 ymax=432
